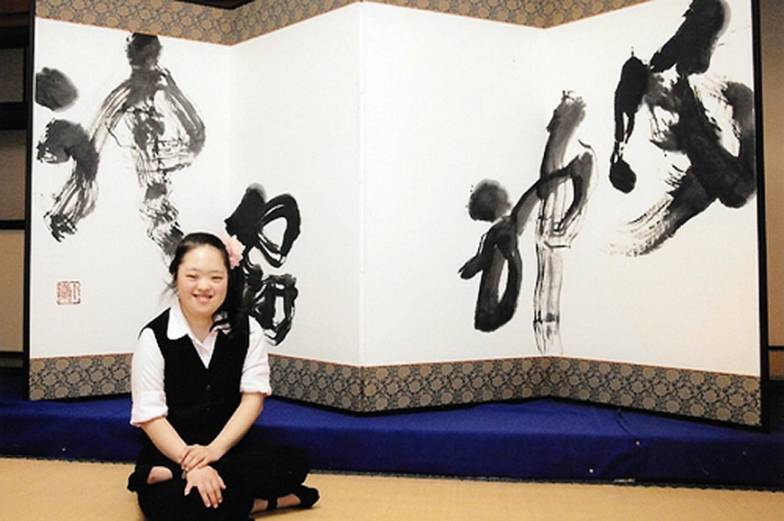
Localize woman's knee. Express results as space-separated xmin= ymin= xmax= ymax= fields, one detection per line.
xmin=280 ymin=446 xmax=310 ymax=484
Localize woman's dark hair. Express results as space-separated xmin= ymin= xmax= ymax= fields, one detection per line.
xmin=169 ymin=232 xmax=247 ymax=335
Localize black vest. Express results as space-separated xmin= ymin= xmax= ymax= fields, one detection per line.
xmin=141 ymin=309 xmax=250 ymax=455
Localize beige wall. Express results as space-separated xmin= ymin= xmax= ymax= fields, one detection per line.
xmin=771 ymin=351 xmax=784 ymax=380
xmin=0 ymin=231 xmax=24 ymax=352
xmin=0 ymin=131 xmax=26 ymax=220
xmin=0 ymin=37 xmax=26 ymax=353
xmin=0 ymin=48 xmax=24 ymax=102
xmin=0 ymin=131 xmax=24 ymax=351
xmin=762 ymin=0 xmax=784 ymax=347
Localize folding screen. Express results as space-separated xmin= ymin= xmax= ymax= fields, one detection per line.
xmin=28 ymin=0 xmax=766 ymax=426
xmin=29 ymin=18 xmax=232 ymax=397
xmin=343 ymin=1 xmax=764 ymax=424
xmin=229 ymin=7 xmax=362 ymax=366
xmin=29 ymin=3 xmax=364 ymax=401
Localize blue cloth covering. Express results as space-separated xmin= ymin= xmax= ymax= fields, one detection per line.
xmin=1 ymin=375 xmax=782 ymax=486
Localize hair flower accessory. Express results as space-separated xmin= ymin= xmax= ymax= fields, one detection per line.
xmin=221 ymin=234 xmax=245 ymax=269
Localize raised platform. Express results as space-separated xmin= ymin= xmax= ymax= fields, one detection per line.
xmin=1 ymin=373 xmax=782 ymax=487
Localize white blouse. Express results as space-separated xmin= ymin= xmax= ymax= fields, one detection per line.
xmin=130 ymin=300 xmax=272 ymax=426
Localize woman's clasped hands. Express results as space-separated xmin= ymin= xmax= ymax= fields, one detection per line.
xmin=180 ymin=444 xmax=225 ymax=508
xmin=180 ymin=443 xmax=221 ymax=472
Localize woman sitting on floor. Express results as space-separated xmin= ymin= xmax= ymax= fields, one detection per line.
xmin=127 ymin=232 xmax=319 ymax=520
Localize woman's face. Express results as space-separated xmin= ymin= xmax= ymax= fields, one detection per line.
xmin=175 ymin=244 xmax=228 ymax=324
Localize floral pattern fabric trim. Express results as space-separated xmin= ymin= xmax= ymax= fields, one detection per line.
xmin=36 ymin=0 xmax=651 ymax=44
xmin=270 ymin=355 xmax=761 ymax=426
xmin=28 ymin=354 xmax=131 ymax=399
xmin=28 ymin=353 xmax=761 ymax=425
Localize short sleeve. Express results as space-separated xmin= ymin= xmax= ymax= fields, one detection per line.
xmin=130 ymin=328 xmax=168 ymax=426
xmin=240 ymin=320 xmax=272 ymax=396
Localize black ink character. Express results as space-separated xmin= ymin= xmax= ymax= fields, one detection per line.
xmin=224 ymin=184 xmax=302 ymax=345
xmin=35 ymin=33 xmax=205 ymax=259
xmin=610 ymin=0 xmax=755 ymax=255
xmin=35 ymin=67 xmax=79 ymax=111
xmin=461 ymin=93 xmax=595 ymax=354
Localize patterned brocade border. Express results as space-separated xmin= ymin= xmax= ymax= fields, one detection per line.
xmin=28 ymin=353 xmax=761 ymax=426
xmin=28 ymin=353 xmax=131 ymax=399
xmin=268 ymin=356 xmax=365 ymax=409
xmin=36 ymin=0 xmax=237 ymax=44
xmin=549 ymin=358 xmax=761 ymax=426
xmin=232 ymin=0 xmax=355 ymax=43
xmin=270 ymin=356 xmax=549 ymax=410
xmin=36 ymin=0 xmax=652 ymax=45
xmin=270 ymin=355 xmax=762 ymax=426
xmin=373 ymin=0 xmax=651 ymax=28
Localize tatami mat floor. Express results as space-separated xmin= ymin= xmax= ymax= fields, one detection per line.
xmin=0 ymin=458 xmax=782 ymax=520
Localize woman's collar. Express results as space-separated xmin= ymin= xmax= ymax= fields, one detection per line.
xmin=168 ymin=300 xmax=230 ymax=340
